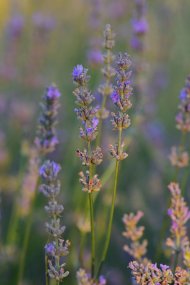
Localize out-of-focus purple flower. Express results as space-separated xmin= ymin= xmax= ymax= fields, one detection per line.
xmin=39 ymin=160 xmax=61 ymax=180
xmin=45 ymin=242 xmax=56 ymax=255
xmin=87 ymin=49 xmax=103 ymax=66
xmin=179 ymin=88 xmax=187 ymax=101
xmin=132 ymin=18 xmax=148 ymax=35
xmin=130 ymin=0 xmax=148 ymax=53
xmin=32 ymin=13 xmax=55 ymax=31
xmin=46 ymin=85 xmax=61 ymax=100
xmin=99 ymin=275 xmax=106 ymax=285
xmin=130 ymin=36 xmax=143 ymax=52
xmin=7 ymin=14 xmax=24 ymax=39
xmin=167 ymin=208 xmax=172 ymax=217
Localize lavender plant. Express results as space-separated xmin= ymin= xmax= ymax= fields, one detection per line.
xmin=123 ymin=76 xmax=190 ymax=284
xmin=73 ymin=64 xmax=102 ymax=277
xmin=17 ymin=84 xmax=61 ymax=284
xmin=40 ymin=160 xmax=70 ymax=283
xmin=97 ymin=52 xmax=133 ymax=276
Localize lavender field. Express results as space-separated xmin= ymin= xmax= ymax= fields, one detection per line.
xmin=0 ymin=0 xmax=190 ymax=284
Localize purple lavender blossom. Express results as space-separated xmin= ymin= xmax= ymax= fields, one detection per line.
xmin=160 ymin=264 xmax=170 ymax=271
xmin=35 ymin=84 xmax=60 ymax=154
xmin=39 ymin=160 xmax=61 ymax=180
xmin=131 ymin=0 xmax=148 ymax=53
xmin=72 ymin=65 xmax=88 ymax=84
xmin=92 ymin=117 xmax=99 ymax=128
xmin=167 ymin=208 xmax=173 ymax=217
xmin=99 ymin=275 xmax=106 ymax=285
xmin=45 ymin=242 xmax=56 ymax=255
xmin=86 ymin=117 xmax=99 ymax=133
xmin=87 ymin=49 xmax=103 ymax=66
xmin=132 ymin=18 xmax=148 ymax=35
xmin=179 ymin=88 xmax=187 ymax=101
xmin=111 ymin=90 xmax=120 ymax=104
xmin=7 ymin=14 xmax=24 ymax=39
xmin=130 ymin=36 xmax=143 ymax=52
xmin=46 ymin=85 xmax=61 ymax=100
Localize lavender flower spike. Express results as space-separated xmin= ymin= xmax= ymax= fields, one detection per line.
xmin=35 ymin=84 xmax=61 ymax=154
xmin=39 ymin=160 xmax=70 ymax=282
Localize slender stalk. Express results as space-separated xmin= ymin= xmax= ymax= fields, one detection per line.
xmin=88 ymin=142 xmax=96 ymax=277
xmin=55 ymin=244 xmax=60 ymax=285
xmin=45 ymin=254 xmax=49 ymax=285
xmin=6 ymin=167 xmax=25 ymax=245
xmin=96 ymin=48 xmax=112 ymax=147
xmin=96 ymin=128 xmax=122 ymax=277
xmin=96 ymin=95 xmax=107 ymax=147
xmin=89 ymin=193 xmax=95 ymax=277
xmin=173 ymin=249 xmax=180 ymax=272
xmin=79 ymin=232 xmax=86 ymax=266
xmin=17 ymin=195 xmax=36 ymax=285
xmin=78 ymin=160 xmax=115 ymax=267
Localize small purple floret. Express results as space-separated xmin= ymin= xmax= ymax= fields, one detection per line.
xmin=46 ymin=85 xmax=61 ymax=100
xmin=160 ymin=264 xmax=169 ymax=271
xmin=167 ymin=208 xmax=172 ymax=217
xmin=39 ymin=160 xmax=61 ymax=179
xmin=111 ymin=90 xmax=120 ymax=104
xmin=179 ymin=88 xmax=187 ymax=101
xmin=92 ymin=117 xmax=99 ymax=128
xmin=72 ymin=65 xmax=87 ymax=82
xmin=132 ymin=18 xmax=148 ymax=35
xmin=99 ymin=275 xmax=106 ymax=285
xmin=45 ymin=242 xmax=55 ymax=255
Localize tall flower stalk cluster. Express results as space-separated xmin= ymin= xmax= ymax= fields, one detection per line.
xmin=73 ymin=64 xmax=102 ymax=278
xmin=125 ymin=77 xmax=190 ymax=284
xmin=97 ymin=52 xmax=133 ymax=276
xmin=39 ymin=160 xmax=70 ymax=283
xmin=73 ymin=25 xmax=134 ymax=282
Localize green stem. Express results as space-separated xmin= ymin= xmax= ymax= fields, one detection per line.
xmin=79 ymin=232 xmax=86 ymax=267
xmin=96 ymin=95 xmax=107 ymax=147
xmin=89 ymin=193 xmax=95 ymax=277
xmin=17 ymin=197 xmax=35 ymax=285
xmin=173 ymin=249 xmax=180 ymax=272
xmin=87 ymin=141 xmax=96 ymax=277
xmin=96 ymin=48 xmax=111 ymax=147
xmin=45 ymin=254 xmax=49 ymax=285
xmin=96 ymin=129 xmax=122 ymax=277
xmin=6 ymin=170 xmax=25 ymax=245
